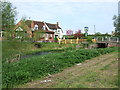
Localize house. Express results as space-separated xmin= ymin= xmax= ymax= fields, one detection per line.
xmin=14 ymin=20 xmax=63 ymax=42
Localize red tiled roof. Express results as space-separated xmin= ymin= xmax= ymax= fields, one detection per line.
xmin=25 ymin=20 xmax=61 ymax=30
xmin=25 ymin=20 xmax=44 ymax=30
xmin=46 ymin=23 xmax=61 ymax=29
xmin=33 ymin=21 xmax=44 ymax=30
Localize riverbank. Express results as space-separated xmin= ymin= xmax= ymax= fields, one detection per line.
xmin=18 ymin=52 xmax=118 ymax=88
xmin=2 ymin=47 xmax=118 ymax=88
xmin=2 ymin=41 xmax=79 ymax=63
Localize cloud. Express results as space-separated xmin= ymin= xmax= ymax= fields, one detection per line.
xmin=12 ymin=1 xmax=117 ymax=34
xmin=10 ymin=0 xmax=119 ymax=2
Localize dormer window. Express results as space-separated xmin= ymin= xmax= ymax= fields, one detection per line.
xmin=34 ymin=24 xmax=38 ymax=30
xmin=42 ymin=25 xmax=46 ymax=30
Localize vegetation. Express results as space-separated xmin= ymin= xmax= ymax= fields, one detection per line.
xmin=16 ymin=52 xmax=119 ymax=88
xmin=113 ymin=15 xmax=120 ymax=37
xmin=2 ymin=41 xmax=36 ymax=63
xmin=2 ymin=41 xmax=80 ymax=63
xmin=1 ymin=1 xmax=17 ymax=30
xmin=1 ymin=1 xmax=17 ymax=41
xmin=2 ymin=47 xmax=117 ymax=88
xmin=1 ymin=1 xmax=119 ymax=89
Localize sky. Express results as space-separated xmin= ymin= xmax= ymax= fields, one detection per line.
xmin=10 ymin=0 xmax=119 ymax=35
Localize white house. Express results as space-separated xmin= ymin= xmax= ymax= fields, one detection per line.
xmin=45 ymin=22 xmax=63 ymax=39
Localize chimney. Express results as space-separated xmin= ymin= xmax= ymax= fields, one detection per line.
xmin=57 ymin=22 xmax=59 ymax=26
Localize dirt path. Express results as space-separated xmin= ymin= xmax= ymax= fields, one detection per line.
xmin=18 ymin=52 xmax=118 ymax=88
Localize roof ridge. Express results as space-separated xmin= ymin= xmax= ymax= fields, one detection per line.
xmin=45 ymin=22 xmax=57 ymax=25
xmin=25 ymin=20 xmax=43 ymax=23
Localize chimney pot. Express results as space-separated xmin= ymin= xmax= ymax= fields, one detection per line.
xmin=57 ymin=22 xmax=59 ymax=26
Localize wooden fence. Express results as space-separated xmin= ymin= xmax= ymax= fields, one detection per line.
xmin=61 ymin=39 xmax=87 ymax=44
xmin=57 ymin=38 xmax=97 ymax=44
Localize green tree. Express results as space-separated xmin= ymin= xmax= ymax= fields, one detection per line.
xmin=15 ymin=17 xmax=31 ymax=42
xmin=94 ymin=32 xmax=101 ymax=36
xmin=1 ymin=1 xmax=17 ymax=30
xmin=113 ymin=15 xmax=120 ymax=37
xmin=1 ymin=1 xmax=17 ymax=40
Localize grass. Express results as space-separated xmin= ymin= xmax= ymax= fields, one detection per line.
xmin=100 ymin=60 xmax=116 ymax=71
xmin=2 ymin=40 xmax=36 ymax=62
xmin=53 ymin=52 xmax=118 ymax=88
xmin=2 ymin=40 xmax=118 ymax=88
xmin=2 ymin=41 xmax=80 ymax=63
xmin=2 ymin=47 xmax=118 ymax=88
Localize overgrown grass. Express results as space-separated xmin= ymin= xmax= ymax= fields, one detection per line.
xmin=2 ymin=40 xmax=36 ymax=63
xmin=2 ymin=47 xmax=117 ymax=88
xmin=2 ymin=41 xmax=82 ymax=63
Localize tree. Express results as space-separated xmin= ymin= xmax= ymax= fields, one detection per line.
xmin=66 ymin=30 xmax=73 ymax=36
xmin=1 ymin=1 xmax=17 ymax=30
xmin=15 ymin=17 xmax=31 ymax=42
xmin=113 ymin=15 xmax=120 ymax=37
xmin=94 ymin=32 xmax=101 ymax=36
xmin=74 ymin=30 xmax=83 ymax=38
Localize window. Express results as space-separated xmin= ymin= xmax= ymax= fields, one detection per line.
xmin=42 ymin=25 xmax=46 ymax=30
xmin=57 ymin=29 xmax=61 ymax=33
xmin=46 ymin=33 xmax=49 ymax=38
xmin=51 ymin=34 xmax=52 ymax=37
xmin=15 ymin=33 xmax=22 ymax=39
xmin=34 ymin=24 xmax=38 ymax=30
xmin=16 ymin=27 xmax=23 ymax=31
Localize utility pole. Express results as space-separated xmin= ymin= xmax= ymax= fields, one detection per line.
xmin=94 ymin=25 xmax=97 ymax=40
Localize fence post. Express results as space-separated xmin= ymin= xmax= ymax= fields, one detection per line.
xmin=71 ymin=39 xmax=72 ymax=44
xmin=57 ymin=37 xmax=61 ymax=45
xmin=65 ymin=40 xmax=66 ymax=44
xmin=76 ymin=37 xmax=79 ymax=44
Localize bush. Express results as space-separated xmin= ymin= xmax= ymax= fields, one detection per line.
xmin=34 ymin=42 xmax=43 ymax=48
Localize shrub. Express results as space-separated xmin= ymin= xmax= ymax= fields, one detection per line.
xmin=34 ymin=42 xmax=43 ymax=48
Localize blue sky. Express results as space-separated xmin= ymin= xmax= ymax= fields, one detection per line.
xmin=11 ymin=0 xmax=119 ymax=35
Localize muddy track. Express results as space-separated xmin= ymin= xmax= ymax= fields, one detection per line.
xmin=18 ymin=52 xmax=118 ymax=88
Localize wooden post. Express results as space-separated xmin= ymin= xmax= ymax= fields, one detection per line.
xmin=76 ymin=37 xmax=79 ymax=44
xmin=71 ymin=39 xmax=72 ymax=44
xmin=57 ymin=37 xmax=61 ymax=45
xmin=65 ymin=40 xmax=66 ymax=44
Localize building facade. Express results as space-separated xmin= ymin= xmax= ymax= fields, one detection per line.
xmin=14 ymin=20 xmax=63 ymax=42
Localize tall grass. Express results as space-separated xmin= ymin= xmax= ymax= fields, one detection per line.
xmin=2 ymin=40 xmax=36 ymax=63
